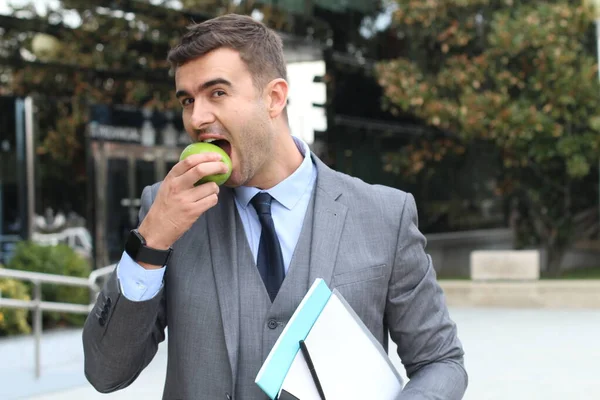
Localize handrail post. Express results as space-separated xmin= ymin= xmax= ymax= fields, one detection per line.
xmin=33 ymin=281 xmax=42 ymax=379
xmin=89 ymin=282 xmax=97 ymax=305
xmin=0 ymin=264 xmax=116 ymax=379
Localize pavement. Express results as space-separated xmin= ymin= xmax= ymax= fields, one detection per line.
xmin=2 ymin=307 xmax=599 ymax=400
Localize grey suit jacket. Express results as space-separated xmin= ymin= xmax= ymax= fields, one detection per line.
xmin=83 ymin=154 xmax=467 ymax=399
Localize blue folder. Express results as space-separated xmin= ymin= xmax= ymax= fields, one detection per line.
xmin=255 ymin=278 xmax=332 ymax=400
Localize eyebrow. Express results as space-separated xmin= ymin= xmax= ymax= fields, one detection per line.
xmin=175 ymin=78 xmax=233 ymax=99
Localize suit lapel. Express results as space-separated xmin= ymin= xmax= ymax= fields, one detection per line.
xmin=308 ymin=156 xmax=348 ymax=287
xmin=206 ymin=188 xmax=240 ymax=387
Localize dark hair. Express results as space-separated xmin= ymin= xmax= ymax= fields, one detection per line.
xmin=167 ymin=14 xmax=287 ymax=89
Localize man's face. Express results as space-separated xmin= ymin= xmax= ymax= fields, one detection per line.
xmin=175 ymin=47 xmax=274 ymax=187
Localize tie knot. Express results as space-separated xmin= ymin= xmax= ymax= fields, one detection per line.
xmin=251 ymin=192 xmax=273 ymax=215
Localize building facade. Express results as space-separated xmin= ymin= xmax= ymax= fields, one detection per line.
xmin=0 ymin=96 xmax=35 ymax=264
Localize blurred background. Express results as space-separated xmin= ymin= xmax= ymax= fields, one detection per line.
xmin=0 ymin=0 xmax=599 ymax=399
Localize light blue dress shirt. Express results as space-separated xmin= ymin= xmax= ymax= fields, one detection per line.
xmin=116 ymin=136 xmax=317 ymax=301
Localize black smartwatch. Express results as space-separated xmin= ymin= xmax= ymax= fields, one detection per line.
xmin=125 ymin=229 xmax=172 ymax=266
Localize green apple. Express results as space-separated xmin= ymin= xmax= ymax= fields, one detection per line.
xmin=179 ymin=142 xmax=232 ymax=186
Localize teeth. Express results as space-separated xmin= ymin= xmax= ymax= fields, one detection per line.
xmin=202 ymin=138 xmax=217 ymax=143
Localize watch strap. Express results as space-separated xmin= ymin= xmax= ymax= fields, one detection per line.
xmin=135 ymin=244 xmax=172 ymax=266
xmin=125 ymin=229 xmax=172 ymax=266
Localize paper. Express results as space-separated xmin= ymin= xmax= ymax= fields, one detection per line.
xmin=256 ymin=280 xmax=403 ymax=400
xmin=255 ymin=278 xmax=332 ymax=400
xmin=279 ymin=290 xmax=403 ymax=399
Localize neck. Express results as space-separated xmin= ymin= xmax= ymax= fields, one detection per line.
xmin=248 ymin=129 xmax=304 ymax=190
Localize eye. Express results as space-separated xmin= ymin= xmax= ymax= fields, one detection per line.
xmin=212 ymin=90 xmax=226 ymax=98
xmin=181 ymin=98 xmax=194 ymax=107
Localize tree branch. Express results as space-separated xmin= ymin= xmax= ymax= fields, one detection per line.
xmin=0 ymin=55 xmax=172 ymax=84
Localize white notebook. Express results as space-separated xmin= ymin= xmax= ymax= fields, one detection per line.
xmin=279 ymin=289 xmax=403 ymax=399
xmin=255 ymin=278 xmax=403 ymax=400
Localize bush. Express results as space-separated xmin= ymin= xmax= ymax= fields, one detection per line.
xmin=6 ymin=241 xmax=91 ymax=328
xmin=0 ymin=272 xmax=32 ymax=336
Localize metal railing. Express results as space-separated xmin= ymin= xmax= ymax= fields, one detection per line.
xmin=0 ymin=264 xmax=116 ymax=378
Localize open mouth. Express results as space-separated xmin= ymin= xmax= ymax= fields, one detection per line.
xmin=202 ymin=138 xmax=232 ymax=158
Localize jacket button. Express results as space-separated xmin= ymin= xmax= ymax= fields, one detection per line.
xmin=103 ymin=303 xmax=110 ymax=312
xmin=225 ymin=393 xmax=232 ymax=400
xmin=267 ymin=319 xmax=278 ymax=329
xmin=98 ymin=317 xmax=106 ymax=326
xmin=105 ymin=297 xmax=112 ymax=307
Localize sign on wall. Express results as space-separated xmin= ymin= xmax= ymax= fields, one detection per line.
xmin=88 ymin=105 xmax=190 ymax=147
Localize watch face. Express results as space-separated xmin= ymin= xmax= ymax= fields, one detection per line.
xmin=125 ymin=229 xmax=171 ymax=266
xmin=132 ymin=229 xmax=146 ymax=245
xmin=125 ymin=230 xmax=142 ymax=258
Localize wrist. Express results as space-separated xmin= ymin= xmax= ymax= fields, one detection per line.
xmin=137 ymin=222 xmax=173 ymax=250
xmin=138 ymin=261 xmax=165 ymax=270
xmin=125 ymin=229 xmax=172 ymax=268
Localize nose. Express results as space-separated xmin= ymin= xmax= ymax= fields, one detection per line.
xmin=189 ymin=101 xmax=216 ymax=130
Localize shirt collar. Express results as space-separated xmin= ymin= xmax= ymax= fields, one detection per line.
xmin=234 ymin=136 xmax=314 ymax=210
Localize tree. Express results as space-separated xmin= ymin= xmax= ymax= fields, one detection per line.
xmin=1 ymin=1 xmax=192 ymax=217
xmin=0 ymin=0 xmax=308 ymax=217
xmin=1 ymin=0 xmax=385 ymax=219
xmin=375 ymin=0 xmax=600 ymax=275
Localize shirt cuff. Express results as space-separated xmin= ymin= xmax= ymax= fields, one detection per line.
xmin=116 ymin=251 xmax=165 ymax=302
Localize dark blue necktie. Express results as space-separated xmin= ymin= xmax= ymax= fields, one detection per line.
xmin=251 ymin=192 xmax=285 ymax=302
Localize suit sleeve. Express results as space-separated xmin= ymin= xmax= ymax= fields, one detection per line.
xmin=386 ymin=193 xmax=468 ymax=400
xmin=82 ymin=184 xmax=168 ymax=393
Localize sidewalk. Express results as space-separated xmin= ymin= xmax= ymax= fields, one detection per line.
xmin=0 ymin=328 xmax=169 ymax=400
xmin=3 ymin=307 xmax=600 ymax=399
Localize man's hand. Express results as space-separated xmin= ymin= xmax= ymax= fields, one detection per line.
xmin=136 ymin=152 xmax=228 ymax=269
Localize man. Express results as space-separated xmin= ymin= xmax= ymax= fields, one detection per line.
xmin=83 ymin=13 xmax=467 ymax=400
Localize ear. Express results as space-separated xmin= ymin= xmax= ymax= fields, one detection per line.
xmin=265 ymin=78 xmax=288 ymax=119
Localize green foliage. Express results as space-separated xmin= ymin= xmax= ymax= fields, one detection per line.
xmin=0 ymin=269 xmax=32 ymax=336
xmin=376 ymin=0 xmax=600 ymax=273
xmin=0 ymin=1 xmax=333 ymax=216
xmin=7 ymin=241 xmax=91 ymax=327
xmin=0 ymin=0 xmax=322 ymax=161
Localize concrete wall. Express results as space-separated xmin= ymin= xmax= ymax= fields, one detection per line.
xmin=425 ymin=228 xmax=600 ymax=277
xmin=441 ymin=280 xmax=600 ymax=308
xmin=426 ymin=228 xmax=514 ymax=278
xmin=555 ymin=247 xmax=600 ymax=271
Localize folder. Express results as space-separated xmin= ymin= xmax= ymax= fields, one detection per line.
xmin=255 ymin=278 xmax=404 ymax=400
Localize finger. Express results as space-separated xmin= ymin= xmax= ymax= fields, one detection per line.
xmin=188 ymin=192 xmax=219 ymax=216
xmin=187 ymin=181 xmax=220 ymax=202
xmin=168 ymin=152 xmax=223 ymax=178
xmin=176 ymin=161 xmax=230 ymax=188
